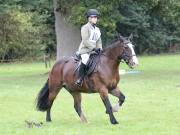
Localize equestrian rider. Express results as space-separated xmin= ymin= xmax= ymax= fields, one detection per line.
xmin=75 ymin=9 xmax=102 ymax=86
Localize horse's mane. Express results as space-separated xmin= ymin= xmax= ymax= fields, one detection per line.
xmin=104 ymin=38 xmax=123 ymax=51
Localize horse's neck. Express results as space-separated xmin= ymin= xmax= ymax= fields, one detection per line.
xmin=103 ymin=42 xmax=123 ymax=74
xmin=104 ymin=41 xmax=123 ymax=61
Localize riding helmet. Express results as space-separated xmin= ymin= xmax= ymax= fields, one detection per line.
xmin=86 ymin=9 xmax=100 ymax=18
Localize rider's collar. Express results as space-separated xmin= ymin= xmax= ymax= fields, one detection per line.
xmin=88 ymin=22 xmax=96 ymax=29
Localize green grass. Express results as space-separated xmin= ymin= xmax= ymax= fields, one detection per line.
xmin=0 ymin=54 xmax=180 ymax=135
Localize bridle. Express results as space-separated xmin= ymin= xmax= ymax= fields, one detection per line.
xmin=119 ymin=41 xmax=136 ymax=64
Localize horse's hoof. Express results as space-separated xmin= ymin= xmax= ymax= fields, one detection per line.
xmin=80 ymin=114 xmax=88 ymax=123
xmin=111 ymin=119 xmax=119 ymax=124
xmin=81 ymin=119 xmax=88 ymax=123
xmin=46 ymin=119 xmax=52 ymax=122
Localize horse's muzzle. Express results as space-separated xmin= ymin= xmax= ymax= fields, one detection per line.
xmin=128 ymin=61 xmax=138 ymax=69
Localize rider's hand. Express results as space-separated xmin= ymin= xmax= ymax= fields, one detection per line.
xmin=93 ymin=48 xmax=101 ymax=53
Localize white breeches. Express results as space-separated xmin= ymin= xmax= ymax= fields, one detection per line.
xmin=81 ymin=53 xmax=89 ymax=65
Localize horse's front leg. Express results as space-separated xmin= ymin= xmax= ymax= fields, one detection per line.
xmin=99 ymin=87 xmax=119 ymax=124
xmin=109 ymin=88 xmax=125 ymax=112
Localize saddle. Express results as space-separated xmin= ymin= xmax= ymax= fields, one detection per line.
xmin=74 ymin=50 xmax=102 ymax=76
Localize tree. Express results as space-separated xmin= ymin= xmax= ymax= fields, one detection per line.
xmin=0 ymin=0 xmax=56 ymax=61
xmin=53 ymin=0 xmax=80 ymax=60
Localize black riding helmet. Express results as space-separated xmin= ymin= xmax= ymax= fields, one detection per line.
xmin=86 ymin=9 xmax=100 ymax=18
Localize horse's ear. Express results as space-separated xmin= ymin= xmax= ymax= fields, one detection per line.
xmin=118 ymin=33 xmax=123 ymax=41
xmin=128 ymin=33 xmax=133 ymax=40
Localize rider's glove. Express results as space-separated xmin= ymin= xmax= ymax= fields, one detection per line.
xmin=93 ymin=48 xmax=101 ymax=53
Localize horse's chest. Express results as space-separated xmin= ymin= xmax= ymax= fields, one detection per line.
xmin=107 ymin=75 xmax=119 ymax=90
xmin=99 ymin=67 xmax=120 ymax=90
xmin=108 ymin=80 xmax=118 ymax=90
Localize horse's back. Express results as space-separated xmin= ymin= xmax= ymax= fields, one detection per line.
xmin=49 ymin=57 xmax=71 ymax=86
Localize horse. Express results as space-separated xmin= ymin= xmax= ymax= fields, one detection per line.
xmin=36 ymin=34 xmax=139 ymax=124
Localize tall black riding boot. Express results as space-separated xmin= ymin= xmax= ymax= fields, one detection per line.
xmin=75 ymin=63 xmax=86 ymax=87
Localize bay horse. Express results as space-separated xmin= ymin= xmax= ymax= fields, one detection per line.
xmin=36 ymin=35 xmax=138 ymax=124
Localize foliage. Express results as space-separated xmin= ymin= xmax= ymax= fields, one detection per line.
xmin=0 ymin=0 xmax=55 ymax=61
xmin=0 ymin=10 xmax=38 ymax=60
xmin=58 ymin=0 xmax=180 ymax=54
xmin=117 ymin=0 xmax=180 ymax=54
xmin=68 ymin=0 xmax=122 ymax=44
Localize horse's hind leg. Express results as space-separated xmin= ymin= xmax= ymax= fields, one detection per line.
xmin=46 ymin=85 xmax=62 ymax=122
xmin=70 ymin=92 xmax=87 ymax=123
xmin=109 ymin=88 xmax=125 ymax=112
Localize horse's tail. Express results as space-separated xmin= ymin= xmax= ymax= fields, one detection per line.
xmin=36 ymin=79 xmax=50 ymax=111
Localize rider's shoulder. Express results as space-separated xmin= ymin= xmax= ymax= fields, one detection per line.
xmin=81 ymin=23 xmax=89 ymax=29
xmin=81 ymin=23 xmax=100 ymax=31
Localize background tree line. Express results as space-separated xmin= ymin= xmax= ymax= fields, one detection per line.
xmin=0 ymin=0 xmax=55 ymax=61
xmin=0 ymin=0 xmax=179 ymax=61
xmin=62 ymin=0 xmax=180 ymax=54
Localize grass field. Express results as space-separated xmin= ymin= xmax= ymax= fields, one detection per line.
xmin=0 ymin=54 xmax=180 ymax=135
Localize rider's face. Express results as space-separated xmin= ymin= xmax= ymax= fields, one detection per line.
xmin=89 ymin=16 xmax=98 ymax=24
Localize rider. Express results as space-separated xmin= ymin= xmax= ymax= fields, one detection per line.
xmin=75 ymin=9 xmax=102 ymax=86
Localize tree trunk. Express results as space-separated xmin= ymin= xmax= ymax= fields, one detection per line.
xmin=53 ymin=0 xmax=80 ymax=60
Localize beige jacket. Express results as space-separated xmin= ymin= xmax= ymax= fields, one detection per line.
xmin=78 ymin=22 xmax=102 ymax=54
